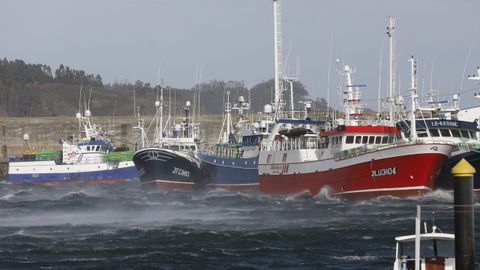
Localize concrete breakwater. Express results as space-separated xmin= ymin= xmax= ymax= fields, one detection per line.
xmin=0 ymin=115 xmax=223 ymax=177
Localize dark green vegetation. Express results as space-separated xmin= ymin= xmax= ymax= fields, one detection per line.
xmin=0 ymin=58 xmax=328 ymax=117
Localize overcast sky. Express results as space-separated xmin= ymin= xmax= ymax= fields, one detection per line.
xmin=1 ymin=0 xmax=479 ymax=109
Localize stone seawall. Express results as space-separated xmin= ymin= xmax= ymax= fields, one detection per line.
xmin=0 ymin=115 xmax=224 ymax=176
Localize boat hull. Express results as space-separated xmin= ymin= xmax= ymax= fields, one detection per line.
xmin=434 ymin=149 xmax=480 ymax=195
xmin=197 ymin=152 xmax=259 ymax=191
xmin=133 ymin=147 xmax=205 ymax=191
xmin=259 ymin=143 xmax=453 ymax=199
xmin=7 ymin=161 xmax=137 ymax=184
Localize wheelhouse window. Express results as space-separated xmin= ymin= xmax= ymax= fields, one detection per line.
xmin=388 ymin=136 xmax=394 ymax=143
xmin=430 ymin=129 xmax=440 ymax=137
xmin=362 ymin=136 xmax=368 ymax=144
xmin=397 ymin=239 xmax=454 ymax=261
xmin=282 ymin=153 xmax=287 ymax=162
xmin=440 ymin=129 xmax=451 ymax=137
xmin=368 ymin=136 xmax=375 ymax=144
xmin=355 ymin=136 xmax=362 ymax=144
xmin=381 ymin=136 xmax=388 ymax=144
xmin=469 ymin=131 xmax=476 ymax=139
xmin=450 ymin=129 xmax=461 ymax=138
xmin=460 ymin=130 xmax=469 ymax=138
xmin=417 ymin=129 xmax=428 ymax=138
xmin=322 ymin=137 xmax=329 ymax=148
xmin=375 ymin=136 xmax=381 ymax=144
xmin=346 ymin=136 xmax=354 ymax=144
xmin=267 ymin=154 xmax=272 ymax=164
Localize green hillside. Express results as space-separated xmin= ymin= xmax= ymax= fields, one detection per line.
xmin=0 ymin=58 xmax=329 ymax=117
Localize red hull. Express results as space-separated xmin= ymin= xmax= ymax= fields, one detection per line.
xmin=260 ymin=153 xmax=447 ymax=200
xmin=33 ymin=178 xmax=126 ymax=185
xmin=141 ymin=180 xmax=194 ymax=191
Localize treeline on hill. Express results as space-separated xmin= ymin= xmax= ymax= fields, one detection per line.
xmin=0 ymin=58 xmax=329 ymax=117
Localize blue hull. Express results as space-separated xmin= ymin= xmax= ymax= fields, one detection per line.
xmin=7 ymin=166 xmax=138 ymax=184
xmin=197 ymin=152 xmax=259 ymax=190
xmin=133 ymin=148 xmax=206 ymax=190
xmin=435 ymin=151 xmax=480 ymax=191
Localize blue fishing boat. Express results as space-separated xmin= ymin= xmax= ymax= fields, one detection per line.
xmin=396 ymin=64 xmax=480 ymax=194
xmin=197 ymin=91 xmax=273 ymax=191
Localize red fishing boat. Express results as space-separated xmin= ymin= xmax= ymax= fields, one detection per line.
xmin=258 ymin=10 xmax=453 ymax=198
xmin=258 ymin=73 xmax=454 ymax=199
xmin=258 ymin=119 xmax=453 ymax=199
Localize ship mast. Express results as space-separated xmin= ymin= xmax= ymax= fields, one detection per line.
xmin=133 ymin=106 xmax=148 ymax=149
xmin=387 ymin=16 xmax=397 ymax=124
xmin=217 ymin=90 xmax=233 ymax=144
xmin=153 ymin=85 xmax=164 ymax=146
xmin=284 ymin=76 xmax=297 ymax=118
xmin=344 ymin=66 xmax=354 ymax=124
xmin=273 ymin=0 xmax=285 ymax=119
xmin=339 ymin=64 xmax=364 ymax=126
xmin=409 ymin=56 xmax=418 ymax=141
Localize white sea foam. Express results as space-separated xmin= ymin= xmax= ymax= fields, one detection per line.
xmin=284 ymin=190 xmax=311 ymax=201
xmin=314 ymin=187 xmax=342 ymax=202
xmin=422 ymin=189 xmax=454 ymax=201
xmin=0 ymin=229 xmax=54 ymax=240
xmin=60 ymin=190 xmax=89 ymax=198
xmin=0 ymin=193 xmax=14 ymax=201
xmin=334 ymin=255 xmax=379 ymax=261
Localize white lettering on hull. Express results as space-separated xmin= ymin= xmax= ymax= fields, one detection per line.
xmin=371 ymin=167 xmax=397 ymax=177
xmin=172 ymin=167 xmax=190 ymax=177
xmin=269 ymin=164 xmax=289 ymax=174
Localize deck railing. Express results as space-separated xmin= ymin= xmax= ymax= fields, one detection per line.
xmin=199 ymin=144 xmax=243 ymax=159
xmin=261 ymin=137 xmax=319 ymax=152
xmin=455 ymin=141 xmax=480 ymax=151
xmin=261 ymin=137 xmax=456 ymax=161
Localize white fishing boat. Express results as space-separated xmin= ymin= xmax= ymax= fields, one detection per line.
xmin=393 ymin=206 xmax=455 ymax=270
xmin=7 ymin=108 xmax=137 ymax=184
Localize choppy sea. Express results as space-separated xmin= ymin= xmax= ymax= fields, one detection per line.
xmin=0 ymin=180 xmax=478 ymax=269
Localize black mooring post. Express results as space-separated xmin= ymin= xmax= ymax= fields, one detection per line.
xmin=451 ymin=158 xmax=476 ymax=270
